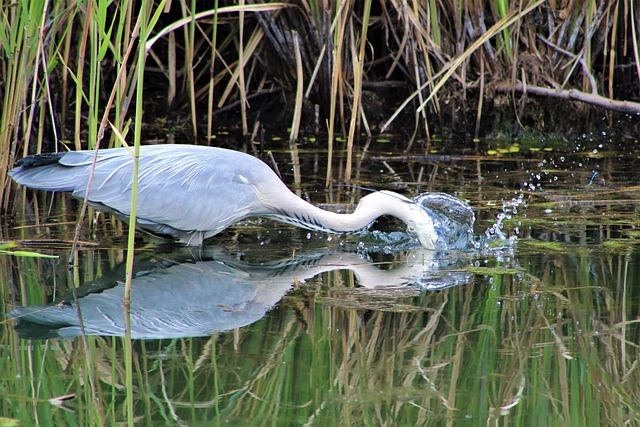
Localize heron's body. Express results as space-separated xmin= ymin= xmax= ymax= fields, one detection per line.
xmin=9 ymin=144 xmax=442 ymax=248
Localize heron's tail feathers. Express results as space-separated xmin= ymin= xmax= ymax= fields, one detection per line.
xmin=9 ymin=153 xmax=82 ymax=192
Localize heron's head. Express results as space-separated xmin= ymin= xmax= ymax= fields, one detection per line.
xmin=405 ymin=206 xmax=440 ymax=249
xmin=371 ymin=191 xmax=439 ymax=249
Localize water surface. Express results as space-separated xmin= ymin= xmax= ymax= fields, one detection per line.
xmin=2 ymin=136 xmax=639 ymax=425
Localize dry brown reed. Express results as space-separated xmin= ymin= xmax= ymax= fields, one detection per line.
xmin=1 ymin=0 xmax=639 ymax=197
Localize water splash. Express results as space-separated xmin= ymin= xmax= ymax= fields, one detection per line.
xmin=477 ymin=193 xmax=526 ymax=251
xmin=353 ymin=191 xmax=523 ymax=253
xmin=414 ymin=191 xmax=525 ymax=253
xmin=412 ymin=192 xmax=476 ymax=250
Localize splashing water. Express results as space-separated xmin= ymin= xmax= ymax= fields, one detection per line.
xmin=413 ymin=192 xmax=476 ymax=251
xmin=414 ymin=191 xmax=525 ymax=252
xmin=477 ymin=193 xmax=526 ymax=251
xmin=355 ymin=191 xmax=524 ymax=253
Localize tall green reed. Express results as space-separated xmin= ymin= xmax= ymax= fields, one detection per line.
xmin=0 ymin=1 xmax=45 ymax=205
xmin=4 ymin=0 xmax=638 ymax=196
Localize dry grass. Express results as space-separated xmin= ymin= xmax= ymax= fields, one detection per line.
xmin=1 ymin=0 xmax=638 ymax=196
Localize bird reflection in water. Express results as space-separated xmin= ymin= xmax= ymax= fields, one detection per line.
xmin=8 ymin=248 xmax=473 ymax=340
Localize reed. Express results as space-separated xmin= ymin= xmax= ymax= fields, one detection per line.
xmin=2 ymin=203 xmax=640 ymax=424
xmin=0 ymin=1 xmax=44 ymax=205
xmin=207 ymin=0 xmax=221 ymax=143
xmin=2 ymin=0 xmax=639 ymax=197
xmin=289 ymin=31 xmax=304 ymax=145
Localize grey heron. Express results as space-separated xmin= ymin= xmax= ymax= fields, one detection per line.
xmin=9 ymin=144 xmax=470 ymax=248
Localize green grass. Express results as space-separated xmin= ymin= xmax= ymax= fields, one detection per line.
xmin=3 ymin=0 xmax=638 ymax=196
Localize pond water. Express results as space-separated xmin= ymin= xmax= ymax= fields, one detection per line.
xmin=2 ymin=135 xmax=640 ymax=426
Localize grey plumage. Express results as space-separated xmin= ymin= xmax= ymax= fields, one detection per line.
xmin=10 ymin=144 xmax=461 ymax=248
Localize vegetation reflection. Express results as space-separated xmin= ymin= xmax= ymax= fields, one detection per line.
xmin=3 ymin=239 xmax=639 ymax=425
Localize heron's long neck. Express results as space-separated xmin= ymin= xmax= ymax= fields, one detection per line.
xmin=265 ymin=190 xmax=415 ymax=234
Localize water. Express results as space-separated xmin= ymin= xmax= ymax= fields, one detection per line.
xmin=2 ymin=137 xmax=640 ymax=425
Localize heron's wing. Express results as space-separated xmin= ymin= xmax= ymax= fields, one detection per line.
xmin=12 ymin=145 xmax=281 ymax=237
xmin=84 ymin=146 xmax=277 ymax=234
